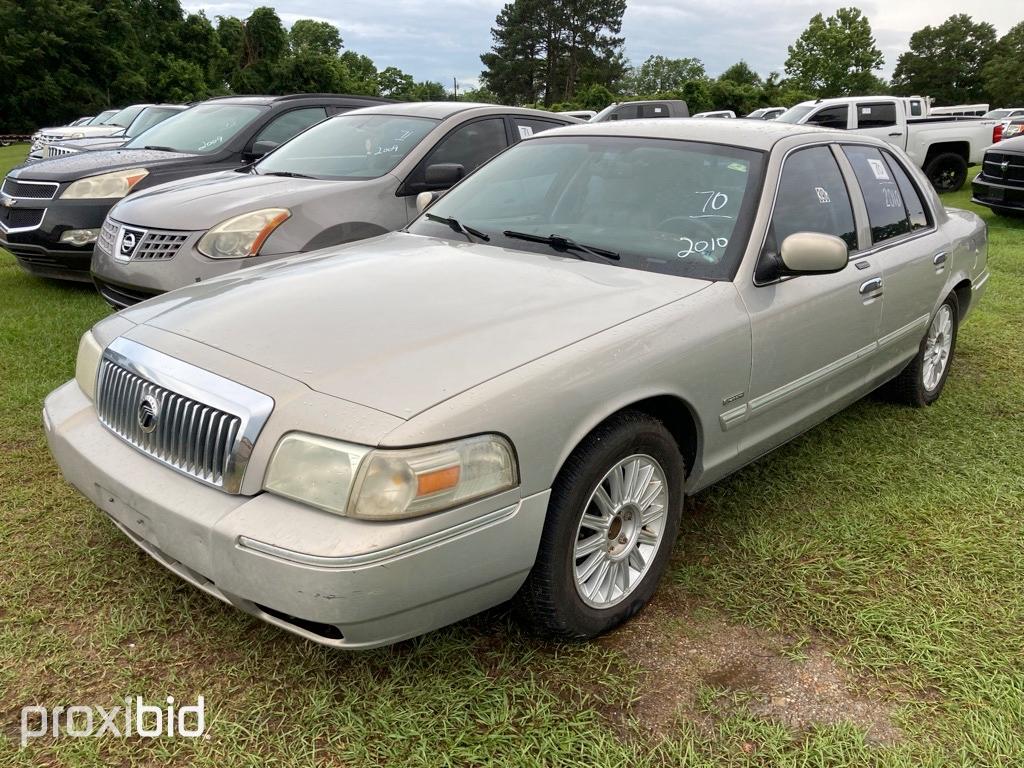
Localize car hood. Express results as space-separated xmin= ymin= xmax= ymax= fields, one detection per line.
xmin=41 ymin=125 xmax=123 ymax=139
xmin=111 ymin=171 xmax=373 ymax=229
xmin=9 ymin=147 xmax=198 ymax=182
xmin=62 ymin=137 xmax=130 ymax=152
xmin=120 ymin=232 xmax=709 ymax=418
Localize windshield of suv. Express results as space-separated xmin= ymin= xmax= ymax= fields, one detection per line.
xmin=255 ymin=114 xmax=439 ymax=179
xmin=125 ymin=103 xmax=263 ymax=153
xmin=107 ymin=104 xmax=148 ymax=128
xmin=408 ymin=136 xmax=765 ymax=280
xmin=775 ymin=105 xmax=815 ymax=123
xmin=90 ymin=110 xmax=119 ymax=126
xmin=125 ymin=106 xmax=184 ymax=139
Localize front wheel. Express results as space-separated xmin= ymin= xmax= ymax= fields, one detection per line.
xmin=924 ymin=152 xmax=968 ymax=192
xmin=515 ymin=411 xmax=684 ymax=639
xmin=886 ymin=295 xmax=959 ymax=407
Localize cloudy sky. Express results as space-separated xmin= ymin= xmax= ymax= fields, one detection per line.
xmin=187 ymin=1 xmax=1021 ymax=90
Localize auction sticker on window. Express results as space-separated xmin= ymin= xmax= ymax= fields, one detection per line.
xmin=867 ymin=158 xmax=890 ymax=181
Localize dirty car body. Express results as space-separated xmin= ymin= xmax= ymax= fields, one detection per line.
xmin=44 ymin=120 xmax=988 ymax=648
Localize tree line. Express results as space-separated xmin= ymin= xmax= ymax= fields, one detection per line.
xmin=2 ymin=1 xmax=1023 ymax=133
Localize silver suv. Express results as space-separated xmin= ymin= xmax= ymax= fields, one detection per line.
xmin=91 ymin=102 xmax=577 ymax=308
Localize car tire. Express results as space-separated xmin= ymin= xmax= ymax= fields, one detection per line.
xmin=514 ymin=411 xmax=684 ymax=640
xmin=885 ymin=294 xmax=959 ymax=407
xmin=924 ymin=153 xmax=968 ymax=193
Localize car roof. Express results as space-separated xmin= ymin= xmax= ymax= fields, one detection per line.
xmin=340 ymin=101 xmax=581 ymax=121
xmin=531 ymin=117 xmax=849 ymax=151
xmin=200 ymin=94 xmax=395 ymax=107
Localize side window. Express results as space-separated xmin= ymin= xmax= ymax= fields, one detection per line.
xmin=909 ymin=100 xmax=922 ymax=117
xmin=882 ymin=151 xmax=930 ymax=231
xmin=252 ymin=107 xmax=327 ymax=146
xmin=856 ymin=102 xmax=896 ymax=128
xmin=609 ymin=105 xmax=638 ymax=121
xmin=426 ymin=117 xmax=508 ymax=176
xmin=763 ymin=146 xmax=857 ymax=268
xmin=511 ymin=117 xmax=567 ymax=141
xmin=806 ymin=105 xmax=849 ymax=129
xmin=639 ymin=103 xmax=669 ymax=118
xmin=842 ymin=145 xmax=911 ymax=244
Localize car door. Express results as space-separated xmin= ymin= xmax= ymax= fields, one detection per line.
xmin=853 ymin=101 xmax=905 ymax=149
xmin=840 ymin=144 xmax=946 ymax=375
xmin=737 ymin=144 xmax=882 ymax=459
xmin=400 ymin=116 xmax=510 ymax=221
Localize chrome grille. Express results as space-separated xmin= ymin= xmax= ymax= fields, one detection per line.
xmin=95 ymin=338 xmax=275 ymax=493
xmin=982 ymin=152 xmax=1024 ymax=186
xmin=45 ymin=145 xmax=78 ymax=159
xmin=134 ymin=231 xmax=189 ymax=260
xmin=97 ymin=218 xmax=118 ymax=254
xmin=1 ymin=178 xmax=59 ymax=200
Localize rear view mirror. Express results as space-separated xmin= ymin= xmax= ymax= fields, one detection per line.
xmin=250 ymin=140 xmax=279 ymax=159
xmin=779 ymin=232 xmax=848 ymax=274
xmin=423 ymin=163 xmax=465 ymax=190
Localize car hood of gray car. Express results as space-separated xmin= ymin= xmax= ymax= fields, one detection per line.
xmin=112 ymin=170 xmax=375 ymax=229
xmin=119 ymin=232 xmax=710 ymax=419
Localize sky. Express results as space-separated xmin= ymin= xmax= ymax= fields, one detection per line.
xmin=186 ymin=1 xmax=1022 ymax=91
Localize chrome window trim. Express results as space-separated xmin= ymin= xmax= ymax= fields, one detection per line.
xmin=99 ymin=337 xmax=275 ymax=493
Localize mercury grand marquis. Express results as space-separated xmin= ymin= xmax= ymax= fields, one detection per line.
xmin=44 ymin=120 xmax=988 ymax=648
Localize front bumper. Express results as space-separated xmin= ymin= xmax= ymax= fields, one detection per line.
xmin=43 ymin=380 xmax=549 ymax=648
xmin=971 ymin=173 xmax=1024 ymax=213
xmin=1 ymin=197 xmax=115 ymax=281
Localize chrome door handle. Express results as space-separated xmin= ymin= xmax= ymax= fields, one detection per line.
xmin=859 ymin=277 xmax=883 ymax=295
xmin=888 ymin=132 xmax=903 ymax=137
xmin=933 ymin=252 xmax=948 ymax=266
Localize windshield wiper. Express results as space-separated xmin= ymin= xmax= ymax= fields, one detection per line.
xmin=260 ymin=170 xmax=316 ymax=179
xmin=502 ymin=230 xmax=620 ymax=261
xmin=425 ymin=213 xmax=490 ymax=242
xmin=141 ymin=145 xmax=178 ymax=152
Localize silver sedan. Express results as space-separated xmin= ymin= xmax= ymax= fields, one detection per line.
xmin=45 ymin=119 xmax=988 ymax=648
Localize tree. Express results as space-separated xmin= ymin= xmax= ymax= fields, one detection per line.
xmin=339 ymin=51 xmax=380 ymax=95
xmin=410 ymin=81 xmax=448 ymax=101
xmin=480 ymin=0 xmax=627 ymax=105
xmin=377 ymin=66 xmax=415 ymax=99
xmin=289 ymin=19 xmax=343 ymax=56
xmin=622 ymin=55 xmax=706 ymax=96
xmin=982 ymin=22 xmax=1024 ymax=107
xmin=892 ymin=15 xmax=996 ymax=105
xmin=233 ymin=6 xmax=289 ymax=92
xmin=784 ymin=7 xmax=884 ymax=97
xmin=718 ymin=61 xmax=761 ymax=88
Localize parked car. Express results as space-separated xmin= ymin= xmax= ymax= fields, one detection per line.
xmin=591 ymin=100 xmax=689 ymax=121
xmin=92 ymin=102 xmax=578 ymax=308
xmin=982 ymin=107 xmax=1024 ymax=124
xmin=45 ymin=120 xmax=988 ymax=648
xmin=693 ymin=110 xmax=736 ymax=119
xmin=45 ymin=105 xmax=189 ymax=159
xmin=971 ymin=135 xmax=1024 ymax=216
xmin=745 ymin=107 xmax=786 ymax=120
xmin=0 ymin=94 xmax=391 ymax=282
xmin=28 ymin=104 xmax=152 ymax=160
xmin=1001 ymin=118 xmax=1024 ymax=141
xmin=777 ymin=95 xmax=1001 ymax=191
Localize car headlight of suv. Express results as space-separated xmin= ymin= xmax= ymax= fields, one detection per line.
xmin=61 ymin=168 xmax=149 ymax=199
xmin=264 ymin=433 xmax=518 ymax=520
xmin=75 ymin=330 xmax=103 ymax=401
xmin=196 ymin=209 xmax=290 ymax=260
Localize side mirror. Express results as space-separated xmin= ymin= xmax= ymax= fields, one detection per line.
xmin=250 ymin=140 xmax=279 ymax=159
xmin=423 ymin=163 xmax=465 ymax=190
xmin=779 ymin=232 xmax=848 ymax=274
xmin=416 ymin=191 xmax=440 ymax=214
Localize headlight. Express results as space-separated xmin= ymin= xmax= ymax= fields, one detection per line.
xmin=61 ymin=168 xmax=149 ymax=199
xmin=196 ymin=209 xmax=290 ymax=259
xmin=70 ymin=132 xmax=84 ymax=139
xmin=75 ymin=331 xmax=103 ymax=400
xmin=264 ymin=433 xmax=518 ymax=520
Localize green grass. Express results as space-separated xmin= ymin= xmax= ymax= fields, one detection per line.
xmin=1 ymin=142 xmax=1022 ymax=766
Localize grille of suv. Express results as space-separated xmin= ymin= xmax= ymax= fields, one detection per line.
xmin=0 ymin=207 xmax=45 ymax=231
xmin=45 ymin=145 xmax=79 ymax=159
xmin=1 ymin=178 xmax=59 ymax=200
xmin=94 ymin=339 xmax=274 ymax=493
xmin=981 ymin=152 xmax=1024 ymax=187
xmin=134 ymin=231 xmax=189 ymax=260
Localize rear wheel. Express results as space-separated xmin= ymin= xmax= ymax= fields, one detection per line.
xmin=924 ymin=152 xmax=968 ymax=192
xmin=886 ymin=295 xmax=959 ymax=407
xmin=515 ymin=411 xmax=684 ymax=639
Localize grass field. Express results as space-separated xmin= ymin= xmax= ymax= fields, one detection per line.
xmin=1 ymin=141 xmax=1022 ymax=767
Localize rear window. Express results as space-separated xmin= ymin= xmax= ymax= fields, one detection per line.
xmin=856 ymin=103 xmax=896 ymax=128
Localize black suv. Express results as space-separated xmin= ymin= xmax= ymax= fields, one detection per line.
xmin=0 ymin=94 xmax=392 ymax=281
xmin=971 ymin=135 xmax=1024 ymax=217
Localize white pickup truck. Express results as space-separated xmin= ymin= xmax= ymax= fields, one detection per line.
xmin=777 ymin=96 xmax=1000 ymax=192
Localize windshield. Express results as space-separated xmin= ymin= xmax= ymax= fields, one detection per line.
xmin=126 ymin=107 xmax=183 ymax=139
xmin=91 ymin=110 xmax=118 ymax=126
xmin=107 ymin=104 xmax=147 ymax=128
xmin=408 ymin=136 xmax=765 ymax=281
xmin=125 ymin=104 xmax=264 ymax=153
xmin=256 ymin=114 xmax=439 ymax=179
xmin=775 ymin=105 xmax=815 ymax=124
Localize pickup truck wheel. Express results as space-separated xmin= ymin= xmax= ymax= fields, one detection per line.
xmin=514 ymin=411 xmax=683 ymax=639
xmin=924 ymin=153 xmax=968 ymax=192
xmin=885 ymin=295 xmax=959 ymax=407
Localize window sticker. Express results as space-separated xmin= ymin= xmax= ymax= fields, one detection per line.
xmin=867 ymin=158 xmax=890 ymax=181
xmin=654 ymin=107 xmax=663 ymax=113
xmin=861 ymin=107 xmax=872 ymax=115
xmin=517 ymin=125 xmax=533 ymax=139
xmin=815 ymin=186 xmax=831 ymax=204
